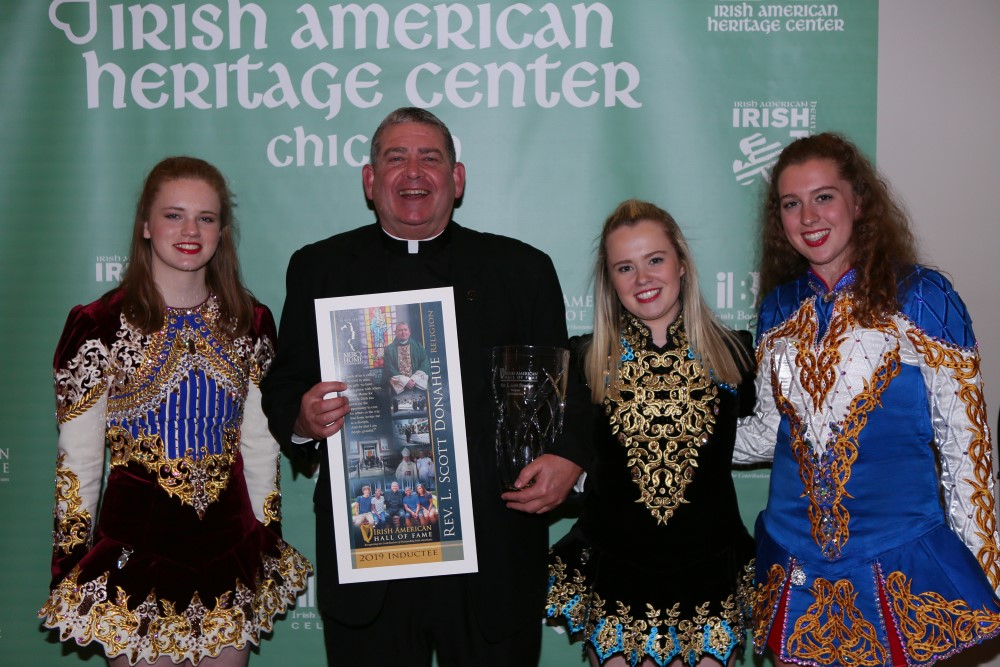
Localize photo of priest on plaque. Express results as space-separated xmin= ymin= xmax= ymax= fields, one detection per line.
xmin=384 ymin=321 xmax=429 ymax=396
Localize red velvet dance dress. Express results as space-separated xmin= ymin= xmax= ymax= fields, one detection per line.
xmin=39 ymin=291 xmax=312 ymax=665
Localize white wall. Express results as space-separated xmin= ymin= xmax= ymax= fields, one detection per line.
xmin=878 ymin=2 xmax=1000 ymax=665
xmin=879 ymin=0 xmax=1000 ymax=431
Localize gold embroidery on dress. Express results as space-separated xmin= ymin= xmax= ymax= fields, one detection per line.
xmin=53 ymin=452 xmax=92 ymax=554
xmin=546 ymin=556 xmax=590 ymax=632
xmin=548 ymin=554 xmax=755 ymax=664
xmin=606 ymin=315 xmax=717 ymax=525
xmin=55 ymin=338 xmax=109 ymax=424
xmin=769 ymin=297 xmax=902 ymax=559
xmin=111 ymin=314 xmax=150 ymax=384
xmin=252 ymin=336 xmax=275 ymax=387
xmin=91 ymin=587 xmax=141 ymax=654
xmin=57 ymin=382 xmax=106 ymax=425
xmin=39 ymin=543 xmax=311 ymax=665
xmin=786 ymin=577 xmax=886 ymax=666
xmin=108 ymin=302 xmax=249 ymax=421
xmin=571 ymin=576 xmax=749 ymax=664
xmin=752 ymin=563 xmax=787 ymax=652
xmin=107 ymin=425 xmax=237 ymax=519
xmin=191 ymin=592 xmax=246 ymax=656
xmin=43 ymin=298 xmax=307 ymax=662
xmin=263 ymin=490 xmax=281 ymax=526
xmin=907 ymin=329 xmax=1000 ymax=588
xmin=599 ymin=600 xmax=659 ymax=661
xmin=644 ymin=603 xmax=684 ymax=661
xmin=261 ymin=458 xmax=282 ymax=525
xmin=764 ymin=299 xmax=850 ymax=412
xmin=99 ymin=298 xmax=267 ymax=518
xmin=885 ymin=569 xmax=1000 ymax=663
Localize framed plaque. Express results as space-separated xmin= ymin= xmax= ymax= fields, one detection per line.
xmin=315 ymin=287 xmax=478 ymax=583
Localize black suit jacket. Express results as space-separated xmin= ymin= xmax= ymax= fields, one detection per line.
xmin=261 ymin=222 xmax=591 ymax=641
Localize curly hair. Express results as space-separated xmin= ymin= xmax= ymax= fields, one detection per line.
xmin=757 ymin=132 xmax=918 ymax=326
xmin=113 ymin=156 xmax=256 ymax=335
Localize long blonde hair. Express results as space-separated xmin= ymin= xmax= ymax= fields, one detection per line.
xmin=585 ymin=199 xmax=750 ymax=403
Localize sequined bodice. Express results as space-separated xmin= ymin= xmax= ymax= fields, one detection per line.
xmin=107 ymin=300 xmax=250 ymax=461
xmin=605 ymin=315 xmax=721 ymax=525
xmin=102 ymin=297 xmax=257 ymax=516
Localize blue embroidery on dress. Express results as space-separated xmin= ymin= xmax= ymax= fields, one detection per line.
xmin=590 ymin=618 xmax=625 ymax=661
xmin=621 ymin=336 xmax=636 ymax=362
xmin=645 ymin=626 xmax=681 ymax=666
xmin=701 ymin=620 xmax=737 ymax=663
xmin=708 ymin=367 xmax=738 ymax=396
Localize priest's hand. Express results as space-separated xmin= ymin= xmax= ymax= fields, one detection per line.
xmin=293 ymin=381 xmax=350 ymax=441
xmin=501 ymin=454 xmax=582 ymax=514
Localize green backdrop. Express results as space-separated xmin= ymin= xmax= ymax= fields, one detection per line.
xmin=0 ymin=1 xmax=877 ymax=664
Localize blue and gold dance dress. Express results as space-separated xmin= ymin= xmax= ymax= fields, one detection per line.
xmin=39 ymin=290 xmax=311 ymax=665
xmin=736 ymin=266 xmax=1000 ymax=666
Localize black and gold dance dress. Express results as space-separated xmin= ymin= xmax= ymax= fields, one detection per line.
xmin=547 ymin=314 xmax=756 ymax=666
xmin=39 ymin=290 xmax=312 ymax=665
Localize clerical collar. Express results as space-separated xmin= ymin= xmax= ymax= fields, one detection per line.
xmin=380 ymin=225 xmax=451 ymax=255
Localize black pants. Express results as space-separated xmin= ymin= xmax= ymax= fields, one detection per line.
xmin=321 ymin=575 xmax=541 ymax=667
